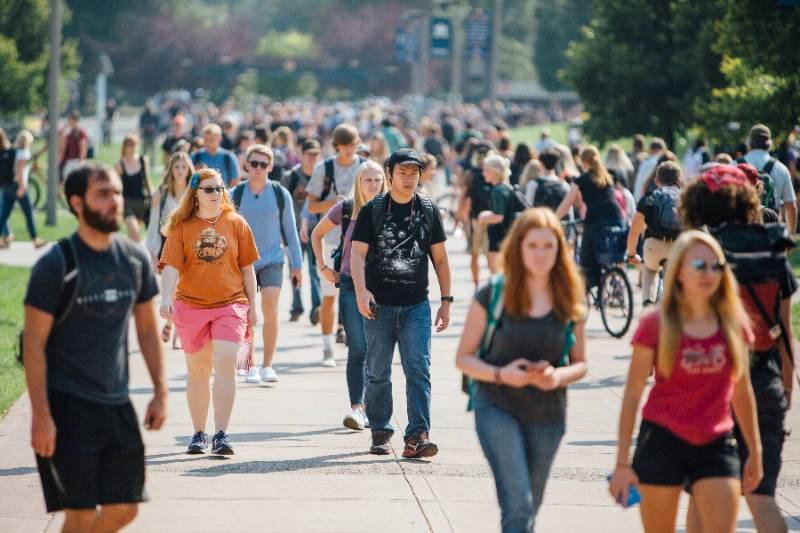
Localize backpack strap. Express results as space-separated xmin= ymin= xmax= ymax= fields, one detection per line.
xmin=559 ymin=321 xmax=576 ymax=367
xmin=763 ymin=158 xmax=776 ymax=176
xmin=54 ymin=238 xmax=79 ymax=326
xmin=467 ymin=273 xmax=505 ymax=411
xmin=321 ymin=157 xmax=337 ymax=199
xmin=116 ymin=236 xmax=144 ymax=299
xmin=742 ymin=281 xmax=792 ymax=358
xmin=417 ymin=192 xmax=436 ymax=237
xmin=230 ymin=182 xmax=246 ymax=211
xmin=370 ymin=194 xmax=389 ymax=242
xmin=333 ymin=199 xmax=354 ymax=273
xmin=289 ymin=166 xmax=301 ymax=193
xmin=270 ymin=180 xmax=288 ymax=245
xmin=223 ymin=150 xmax=235 ymax=183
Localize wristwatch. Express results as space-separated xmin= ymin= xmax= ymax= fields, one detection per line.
xmin=441 ymin=296 xmax=454 ymax=303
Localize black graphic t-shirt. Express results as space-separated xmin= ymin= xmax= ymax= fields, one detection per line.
xmin=351 ymin=194 xmax=447 ymax=306
xmin=24 ymin=234 xmax=159 ymax=405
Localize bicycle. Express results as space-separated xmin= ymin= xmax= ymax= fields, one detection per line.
xmin=434 ymin=191 xmax=462 ymax=236
xmin=564 ymin=220 xmax=634 ymax=338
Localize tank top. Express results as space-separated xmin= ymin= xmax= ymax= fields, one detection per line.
xmin=120 ymin=156 xmax=147 ymax=200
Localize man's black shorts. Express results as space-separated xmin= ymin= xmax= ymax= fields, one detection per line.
xmin=36 ymin=389 xmax=146 ymax=512
xmin=735 ymin=348 xmax=788 ymax=496
xmin=632 ymin=420 xmax=740 ymax=487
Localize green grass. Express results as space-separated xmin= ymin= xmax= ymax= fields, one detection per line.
xmin=508 ymin=122 xmax=634 ymax=153
xmin=8 ymin=208 xmax=77 ymax=242
xmin=0 ymin=265 xmax=30 ymax=419
xmin=790 ymin=246 xmax=800 ymax=278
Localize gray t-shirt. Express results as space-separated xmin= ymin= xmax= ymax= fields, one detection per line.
xmin=24 ymin=234 xmax=159 ymax=405
xmin=474 ymin=284 xmax=569 ymax=424
xmin=306 ymin=157 xmax=362 ymax=246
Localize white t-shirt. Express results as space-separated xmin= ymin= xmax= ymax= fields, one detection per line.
xmin=744 ymin=150 xmax=796 ymax=208
xmin=15 ymin=148 xmax=31 ymax=186
xmin=305 ymin=157 xmax=362 ymax=245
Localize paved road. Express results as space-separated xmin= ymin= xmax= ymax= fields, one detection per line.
xmin=2 ymin=234 xmax=800 ymax=532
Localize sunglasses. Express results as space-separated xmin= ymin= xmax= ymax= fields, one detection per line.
xmin=248 ymin=161 xmax=270 ymax=169
xmin=690 ymin=258 xmax=725 ymax=273
xmin=199 ymin=186 xmax=225 ymax=194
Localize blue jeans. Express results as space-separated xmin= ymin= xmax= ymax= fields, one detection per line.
xmin=474 ymin=388 xmax=565 ymax=533
xmin=0 ymin=184 xmax=36 ymax=239
xmin=364 ymin=300 xmax=432 ymax=439
xmin=291 ymin=241 xmax=321 ymax=314
xmin=338 ymin=278 xmax=367 ymax=405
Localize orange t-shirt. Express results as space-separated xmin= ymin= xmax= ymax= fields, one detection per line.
xmin=160 ymin=210 xmax=260 ymax=308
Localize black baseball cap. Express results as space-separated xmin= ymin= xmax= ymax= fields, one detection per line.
xmin=386 ymin=148 xmax=424 ymax=171
xmin=301 ymin=139 xmax=321 ymax=154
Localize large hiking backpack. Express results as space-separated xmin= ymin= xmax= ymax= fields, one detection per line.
xmin=231 ymin=180 xmax=288 ymax=245
xmin=648 ymin=186 xmax=682 ymax=240
xmin=712 ymin=222 xmax=794 ymax=354
xmin=532 ymin=178 xmax=567 ymax=212
xmin=0 ymin=148 xmax=16 ymax=186
xmin=737 ymin=157 xmax=778 ymax=211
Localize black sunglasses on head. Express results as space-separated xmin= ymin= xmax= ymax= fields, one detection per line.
xmin=199 ymin=186 xmax=225 ymax=194
xmin=249 ymin=160 xmax=270 ymax=169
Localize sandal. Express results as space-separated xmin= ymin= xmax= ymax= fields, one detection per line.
xmin=161 ymin=322 xmax=172 ymax=343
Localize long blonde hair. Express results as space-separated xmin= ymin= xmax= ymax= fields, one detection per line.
xmin=484 ymin=154 xmax=511 ymax=184
xmin=498 ymin=208 xmax=586 ymax=322
xmin=580 ymin=145 xmax=613 ymax=188
xmin=121 ymin=133 xmax=140 ymax=158
xmin=15 ymin=130 xmax=34 ymax=150
xmin=162 ymin=169 xmax=235 ymax=236
xmin=352 ymin=160 xmax=388 ymax=219
xmin=0 ymin=128 xmax=10 ymax=151
xmin=161 ymin=151 xmax=194 ymax=200
xmin=519 ymin=159 xmax=543 ymax=188
xmin=657 ymin=230 xmax=748 ymax=379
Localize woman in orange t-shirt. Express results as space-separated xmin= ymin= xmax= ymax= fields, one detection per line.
xmin=160 ymin=168 xmax=259 ymax=456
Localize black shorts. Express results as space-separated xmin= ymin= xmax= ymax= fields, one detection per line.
xmin=36 ymin=390 xmax=146 ymax=512
xmin=632 ymin=420 xmax=740 ymax=487
xmin=735 ymin=348 xmax=788 ymax=496
xmin=123 ymin=197 xmax=149 ymax=221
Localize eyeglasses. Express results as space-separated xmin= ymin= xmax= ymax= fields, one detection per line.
xmin=248 ymin=161 xmax=270 ymax=169
xmin=199 ymin=186 xmax=225 ymax=194
xmin=690 ymin=258 xmax=725 ymax=273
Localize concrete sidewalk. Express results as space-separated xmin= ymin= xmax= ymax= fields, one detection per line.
xmin=2 ymin=235 xmax=800 ymax=532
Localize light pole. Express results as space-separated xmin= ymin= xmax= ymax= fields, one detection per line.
xmin=46 ymin=0 xmax=61 ymax=226
xmin=488 ymin=0 xmax=502 ymax=101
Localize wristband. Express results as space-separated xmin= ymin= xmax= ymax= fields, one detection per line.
xmin=320 ymin=265 xmax=329 ymax=272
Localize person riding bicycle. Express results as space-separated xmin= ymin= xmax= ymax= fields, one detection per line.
xmin=626 ymin=161 xmax=683 ymax=307
xmin=556 ymin=146 xmax=625 ymax=289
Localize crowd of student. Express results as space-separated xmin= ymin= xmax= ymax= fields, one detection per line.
xmin=17 ymin=102 xmax=800 ymax=533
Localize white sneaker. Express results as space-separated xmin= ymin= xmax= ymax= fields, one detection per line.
xmin=320 ymin=349 xmax=337 ymax=367
xmin=245 ymin=366 xmax=262 ymax=383
xmin=237 ymin=367 xmax=247 ymax=376
xmin=343 ymin=408 xmax=367 ymax=431
xmin=260 ymin=366 xmax=279 ymax=382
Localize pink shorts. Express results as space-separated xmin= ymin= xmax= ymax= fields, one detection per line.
xmin=173 ymin=300 xmax=249 ymax=354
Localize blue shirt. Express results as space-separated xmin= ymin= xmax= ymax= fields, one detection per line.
xmin=192 ymin=148 xmax=240 ymax=187
xmin=237 ymin=183 xmax=303 ymax=271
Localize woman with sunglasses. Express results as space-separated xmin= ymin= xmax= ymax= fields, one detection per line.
xmin=610 ymin=230 xmax=762 ymax=532
xmin=159 ymin=168 xmax=260 ymax=456
xmin=311 ymin=160 xmax=388 ymax=430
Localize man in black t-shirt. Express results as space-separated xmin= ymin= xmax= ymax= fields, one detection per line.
xmin=23 ymin=164 xmax=165 ymax=531
xmin=351 ymin=149 xmax=452 ymax=459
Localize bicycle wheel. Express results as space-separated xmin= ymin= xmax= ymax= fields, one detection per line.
xmin=599 ymin=266 xmax=634 ymax=338
xmin=435 ymin=192 xmax=459 ymax=235
xmin=28 ymin=175 xmax=43 ymax=209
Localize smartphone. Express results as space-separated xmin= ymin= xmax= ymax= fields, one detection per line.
xmin=606 ymin=474 xmax=641 ymax=508
xmin=369 ymin=301 xmax=379 ymax=319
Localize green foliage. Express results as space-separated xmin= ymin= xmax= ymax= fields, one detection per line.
xmin=694 ymin=1 xmax=800 ymax=144
xmin=257 ymin=31 xmax=319 ymax=60
xmin=0 ymin=0 xmax=79 ymax=116
xmin=498 ymin=36 xmax=536 ymax=81
xmin=563 ymin=0 xmax=724 ymax=147
xmin=533 ymin=0 xmax=592 ymax=91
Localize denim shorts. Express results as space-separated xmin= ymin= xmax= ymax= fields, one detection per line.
xmin=256 ymin=263 xmax=283 ymax=289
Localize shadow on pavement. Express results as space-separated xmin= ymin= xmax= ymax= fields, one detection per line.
xmin=182 ymin=451 xmax=393 ymax=477
xmin=0 ymin=466 xmax=38 ymax=476
xmin=568 ymin=375 xmax=626 ymax=390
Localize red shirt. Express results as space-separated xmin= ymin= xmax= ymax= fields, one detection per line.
xmin=633 ymin=310 xmax=736 ymax=445
xmin=61 ymin=126 xmax=87 ymax=163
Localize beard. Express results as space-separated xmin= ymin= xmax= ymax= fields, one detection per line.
xmin=83 ymin=203 xmax=120 ymax=233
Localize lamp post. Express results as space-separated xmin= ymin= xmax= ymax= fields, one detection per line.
xmin=46 ymin=0 xmax=61 ymax=226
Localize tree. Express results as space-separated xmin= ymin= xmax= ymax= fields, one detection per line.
xmin=696 ymin=1 xmax=800 ymax=143
xmin=0 ymin=0 xmax=79 ymax=116
xmin=562 ymin=0 xmax=724 ymax=147
xmin=533 ymin=0 xmax=592 ymax=91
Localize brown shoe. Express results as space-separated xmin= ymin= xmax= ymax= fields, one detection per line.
xmin=402 ymin=432 xmax=438 ymax=459
xmin=33 ymin=238 xmax=48 ymax=249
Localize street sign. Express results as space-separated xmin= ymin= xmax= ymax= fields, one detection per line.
xmin=465 ymin=8 xmax=492 ymax=60
xmin=395 ymin=25 xmax=420 ymax=64
xmin=430 ymin=17 xmax=451 ymax=58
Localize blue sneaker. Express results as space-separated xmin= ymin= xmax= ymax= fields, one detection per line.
xmin=187 ymin=431 xmax=208 ymax=454
xmin=211 ymin=431 xmax=234 ymax=455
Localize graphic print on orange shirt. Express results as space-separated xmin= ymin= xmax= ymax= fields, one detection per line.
xmin=192 ymin=227 xmax=228 ymax=262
